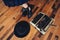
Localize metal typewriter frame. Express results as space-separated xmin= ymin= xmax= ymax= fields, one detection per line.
xmin=30 ymin=12 xmax=54 ymax=34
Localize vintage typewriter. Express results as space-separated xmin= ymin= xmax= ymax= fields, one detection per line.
xmin=30 ymin=12 xmax=54 ymax=34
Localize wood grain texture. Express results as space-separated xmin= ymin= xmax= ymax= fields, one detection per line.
xmin=0 ymin=0 xmax=60 ymax=40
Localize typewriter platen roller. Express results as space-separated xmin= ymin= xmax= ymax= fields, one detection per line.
xmin=30 ymin=12 xmax=54 ymax=34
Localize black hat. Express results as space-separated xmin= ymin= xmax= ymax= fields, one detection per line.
xmin=14 ymin=21 xmax=30 ymax=38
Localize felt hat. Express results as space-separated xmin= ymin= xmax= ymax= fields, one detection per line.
xmin=14 ymin=21 xmax=30 ymax=38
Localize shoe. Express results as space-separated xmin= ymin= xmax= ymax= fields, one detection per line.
xmin=28 ymin=10 xmax=32 ymax=18
xmin=22 ymin=7 xmax=32 ymax=18
xmin=22 ymin=8 xmax=28 ymax=16
xmin=27 ymin=7 xmax=32 ymax=18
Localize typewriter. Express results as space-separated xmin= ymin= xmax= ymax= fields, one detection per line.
xmin=30 ymin=12 xmax=54 ymax=34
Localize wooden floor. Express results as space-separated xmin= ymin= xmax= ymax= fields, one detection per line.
xmin=0 ymin=0 xmax=60 ymax=40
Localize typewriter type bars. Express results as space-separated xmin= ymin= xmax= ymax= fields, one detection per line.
xmin=30 ymin=12 xmax=53 ymax=34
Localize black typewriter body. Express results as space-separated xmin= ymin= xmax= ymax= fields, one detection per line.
xmin=30 ymin=12 xmax=53 ymax=34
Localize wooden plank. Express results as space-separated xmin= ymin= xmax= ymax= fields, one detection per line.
xmin=0 ymin=4 xmax=9 ymax=18
xmin=0 ymin=6 xmax=9 ymax=17
xmin=28 ymin=0 xmax=47 ymax=13
xmin=0 ymin=7 xmax=17 ymax=24
xmin=1 ymin=6 xmax=22 ymax=40
xmin=50 ymin=8 xmax=60 ymax=40
xmin=42 ymin=0 xmax=56 ymax=16
xmin=0 ymin=1 xmax=9 ymax=14
xmin=28 ymin=0 xmax=40 ymax=6
xmin=0 ymin=6 xmax=22 ymax=39
xmin=0 ymin=1 xmax=4 ymax=9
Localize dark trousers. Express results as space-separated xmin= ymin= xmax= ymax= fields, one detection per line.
xmin=3 ymin=0 xmax=29 ymax=7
